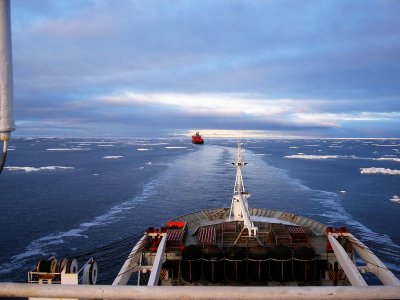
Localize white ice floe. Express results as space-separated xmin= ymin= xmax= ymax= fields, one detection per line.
xmin=390 ymin=195 xmax=400 ymax=203
xmin=46 ymin=148 xmax=90 ymax=151
xmin=165 ymin=146 xmax=187 ymax=149
xmin=146 ymin=162 xmax=152 ymax=165
xmin=137 ymin=148 xmax=151 ymax=151
xmin=289 ymin=146 xmax=298 ymax=149
xmin=5 ymin=166 xmax=74 ymax=172
xmin=360 ymin=167 xmax=400 ymax=175
xmin=374 ymin=157 xmax=400 ymax=163
xmin=340 ymin=190 xmax=346 ymax=193
xmin=284 ymin=154 xmax=339 ymax=160
xmin=373 ymin=144 xmax=400 ymax=147
xmin=97 ymin=144 xmax=114 ymax=147
xmin=103 ymin=156 xmax=123 ymax=159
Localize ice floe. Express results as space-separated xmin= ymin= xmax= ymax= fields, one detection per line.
xmin=137 ymin=148 xmax=151 ymax=151
xmin=46 ymin=148 xmax=90 ymax=151
xmin=5 ymin=166 xmax=74 ymax=172
xmin=360 ymin=167 xmax=400 ymax=175
xmin=373 ymin=144 xmax=400 ymax=147
xmin=165 ymin=146 xmax=187 ymax=149
xmin=103 ymin=156 xmax=123 ymax=159
xmin=374 ymin=157 xmax=400 ymax=163
xmin=284 ymin=154 xmax=339 ymax=160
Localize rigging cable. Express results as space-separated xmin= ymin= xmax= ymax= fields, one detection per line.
xmin=64 ymin=231 xmax=145 ymax=260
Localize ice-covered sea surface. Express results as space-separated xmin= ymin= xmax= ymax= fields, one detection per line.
xmin=0 ymin=138 xmax=399 ymax=283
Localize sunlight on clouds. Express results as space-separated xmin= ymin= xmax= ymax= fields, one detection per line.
xmin=100 ymin=92 xmax=297 ymax=117
xmin=295 ymin=112 xmax=400 ymax=124
xmin=183 ymin=130 xmax=307 ymax=139
xmin=98 ymin=92 xmax=400 ymax=132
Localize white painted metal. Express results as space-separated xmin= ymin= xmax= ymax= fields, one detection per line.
xmin=229 ymin=143 xmax=258 ymax=236
xmin=0 ymin=0 xmax=15 ymax=135
xmin=113 ymin=235 xmax=147 ymax=286
xmin=60 ymin=273 xmax=78 ymax=285
xmin=327 ymin=233 xmax=368 ymax=286
xmin=345 ymin=233 xmax=400 ymax=286
xmin=1 ymin=283 xmax=400 ymax=300
xmin=147 ymin=234 xmax=167 ymax=286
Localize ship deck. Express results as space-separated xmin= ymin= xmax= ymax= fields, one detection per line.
xmin=136 ymin=207 xmax=340 ymax=287
xmin=172 ymin=207 xmax=327 ymax=248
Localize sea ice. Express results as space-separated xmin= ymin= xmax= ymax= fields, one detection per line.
xmin=5 ymin=166 xmax=74 ymax=172
xmin=360 ymin=167 xmax=400 ymax=175
xmin=284 ymin=154 xmax=338 ymax=160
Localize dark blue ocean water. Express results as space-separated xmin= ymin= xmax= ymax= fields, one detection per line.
xmin=0 ymin=138 xmax=399 ymax=283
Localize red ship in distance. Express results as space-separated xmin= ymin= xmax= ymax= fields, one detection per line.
xmin=192 ymin=131 xmax=204 ymax=144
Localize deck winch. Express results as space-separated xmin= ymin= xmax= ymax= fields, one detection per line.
xmin=28 ymin=257 xmax=97 ymax=285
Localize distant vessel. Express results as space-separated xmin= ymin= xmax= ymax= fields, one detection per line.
xmin=390 ymin=195 xmax=400 ymax=203
xmin=192 ymin=131 xmax=204 ymax=144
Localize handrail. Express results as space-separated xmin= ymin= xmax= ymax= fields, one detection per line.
xmin=0 ymin=283 xmax=399 ymax=300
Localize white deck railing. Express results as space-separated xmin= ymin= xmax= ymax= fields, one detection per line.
xmin=0 ymin=283 xmax=400 ymax=300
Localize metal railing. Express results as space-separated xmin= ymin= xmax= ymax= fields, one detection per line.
xmin=0 ymin=283 xmax=400 ymax=300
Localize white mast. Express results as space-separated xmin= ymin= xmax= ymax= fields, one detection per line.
xmin=0 ymin=0 xmax=14 ymax=173
xmin=229 ymin=142 xmax=258 ymax=237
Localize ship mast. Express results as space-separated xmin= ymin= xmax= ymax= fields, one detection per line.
xmin=0 ymin=0 xmax=15 ymax=174
xmin=229 ymin=142 xmax=258 ymax=237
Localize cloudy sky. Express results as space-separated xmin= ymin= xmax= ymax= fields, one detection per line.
xmin=9 ymin=0 xmax=400 ymax=138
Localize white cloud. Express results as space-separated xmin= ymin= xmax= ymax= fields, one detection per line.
xmin=295 ymin=111 xmax=400 ymax=124
xmin=99 ymin=92 xmax=400 ymax=129
xmin=99 ymin=92 xmax=296 ymax=117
